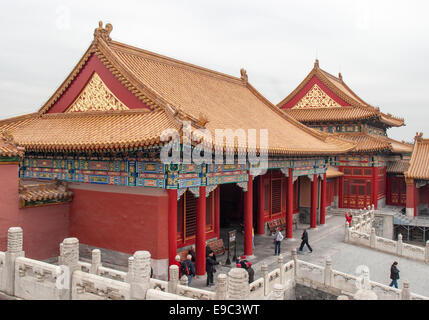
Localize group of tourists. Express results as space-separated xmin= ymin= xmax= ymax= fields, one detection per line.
xmin=171 ymin=244 xmax=222 ymax=287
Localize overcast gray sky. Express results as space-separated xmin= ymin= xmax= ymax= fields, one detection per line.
xmin=1 ymin=0 xmax=428 ymax=142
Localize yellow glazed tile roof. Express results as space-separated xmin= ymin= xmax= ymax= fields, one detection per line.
xmin=277 ymin=60 xmax=404 ymax=127
xmin=0 ymin=132 xmax=24 ymax=158
xmin=406 ymin=134 xmax=429 ymax=180
xmin=386 ymin=160 xmax=409 ymax=174
xmin=326 ymin=166 xmax=344 ymax=178
xmin=18 ymin=180 xmax=73 ymax=208
xmin=10 ymin=110 xmax=180 ymax=152
xmin=5 ymin=22 xmax=356 ymax=156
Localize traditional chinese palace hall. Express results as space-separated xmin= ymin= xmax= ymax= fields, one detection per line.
xmin=277 ymin=60 xmax=414 ymax=212
xmin=0 ymin=22 xmax=423 ymax=279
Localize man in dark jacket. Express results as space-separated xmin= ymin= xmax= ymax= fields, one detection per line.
xmin=389 ymin=261 xmax=400 ymax=288
xmin=206 ymin=252 xmax=220 ymax=286
xmin=298 ymin=228 xmax=313 ymax=253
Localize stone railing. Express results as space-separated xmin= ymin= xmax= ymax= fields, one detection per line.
xmin=15 ymin=257 xmax=62 ymax=300
xmin=0 ymin=227 xmax=428 ymax=300
xmin=345 ymin=206 xmax=429 ymax=264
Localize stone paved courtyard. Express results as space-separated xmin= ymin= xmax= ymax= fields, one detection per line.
xmin=191 ymin=214 xmax=429 ymax=297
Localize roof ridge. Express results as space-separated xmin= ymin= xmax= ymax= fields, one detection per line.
xmin=246 ymin=82 xmax=351 ymax=145
xmin=109 ymin=41 xmax=245 ymax=85
xmin=41 ymin=108 xmax=155 ymax=119
xmin=0 ymin=112 xmax=38 ymax=125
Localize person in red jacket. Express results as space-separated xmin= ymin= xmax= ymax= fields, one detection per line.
xmin=345 ymin=212 xmax=352 ymax=227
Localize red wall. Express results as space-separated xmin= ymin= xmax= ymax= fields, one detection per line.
xmin=69 ymin=188 xmax=169 ymax=260
xmin=0 ymin=164 xmax=70 ymax=260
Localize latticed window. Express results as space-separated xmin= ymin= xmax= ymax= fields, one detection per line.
xmin=177 ymin=190 xmax=197 ymax=240
xmin=271 ymin=179 xmax=282 ymax=215
xmin=177 ymin=190 xmax=215 ymax=241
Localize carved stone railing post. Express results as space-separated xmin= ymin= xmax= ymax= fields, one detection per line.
xmin=58 ymin=237 xmax=79 ymax=300
xmin=227 ymin=268 xmax=249 ymax=300
xmin=401 ymin=280 xmax=410 ymax=300
xmin=271 ymin=283 xmax=285 ymax=300
xmin=292 ymin=249 xmax=297 ymax=277
xmin=130 ymin=251 xmax=151 ymax=300
xmin=90 ymin=249 xmax=101 ymax=274
xmin=397 ymin=234 xmax=403 ymax=256
xmin=1 ymin=227 xmax=24 ymax=295
xmin=168 ymin=265 xmax=179 ymax=294
xmin=261 ymin=263 xmax=268 ymax=296
xmin=355 ymin=216 xmax=361 ymax=231
xmin=180 ymin=275 xmax=188 ymax=286
xmin=324 ymin=257 xmax=332 ymax=287
xmin=370 ymin=228 xmax=376 ymax=248
xmin=58 ymin=243 xmax=64 ymax=265
xmin=425 ymin=241 xmax=429 ymax=264
xmin=215 ymin=273 xmax=227 ymax=300
xmin=278 ymin=255 xmax=284 ymax=284
xmin=126 ymin=256 xmax=134 ymax=283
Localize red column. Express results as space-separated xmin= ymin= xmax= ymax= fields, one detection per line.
xmin=373 ymin=167 xmax=379 ymax=209
xmin=215 ymin=187 xmax=220 ymax=237
xmin=311 ymin=174 xmax=318 ymax=228
xmin=338 ymin=171 xmax=344 ymax=208
xmin=196 ymin=186 xmax=206 ymax=276
xmin=320 ymin=173 xmax=327 ymax=225
xmin=257 ymin=175 xmax=265 ymax=235
xmin=414 ymin=184 xmax=419 ymax=217
xmin=244 ymin=175 xmax=253 ymax=256
xmin=286 ymin=168 xmax=294 ymax=238
xmin=168 ymin=189 xmax=178 ymax=267
xmin=405 ymin=178 xmax=415 ymax=217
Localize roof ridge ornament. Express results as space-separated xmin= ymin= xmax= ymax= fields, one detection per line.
xmin=94 ymin=21 xmax=113 ymax=42
xmin=240 ymin=68 xmax=248 ymax=83
xmin=338 ymin=72 xmax=342 ymax=80
xmin=415 ymin=132 xmax=423 ymax=142
xmin=314 ymin=59 xmax=319 ymax=68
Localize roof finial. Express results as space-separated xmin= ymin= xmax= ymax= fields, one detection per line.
xmin=94 ymin=21 xmax=113 ymax=42
xmin=314 ymin=59 xmax=319 ymax=68
xmin=338 ymin=72 xmax=342 ymax=80
xmin=240 ymin=68 xmax=248 ymax=83
xmin=415 ymin=132 xmax=423 ymax=142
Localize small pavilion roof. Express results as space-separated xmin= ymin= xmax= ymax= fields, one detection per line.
xmin=278 ymin=60 xmax=404 ymax=127
xmin=386 ymin=160 xmax=410 ymax=174
xmin=406 ymin=133 xmax=429 ymax=180
xmin=333 ymin=132 xmax=413 ymax=154
xmin=18 ymin=179 xmax=73 ymax=208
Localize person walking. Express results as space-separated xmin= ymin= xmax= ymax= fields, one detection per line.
xmin=274 ymin=227 xmax=284 ymax=255
xmin=180 ymin=254 xmax=195 ymax=286
xmin=206 ymin=251 xmax=220 ymax=287
xmin=298 ymin=228 xmax=313 ymax=253
xmin=389 ymin=261 xmax=400 ymax=288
